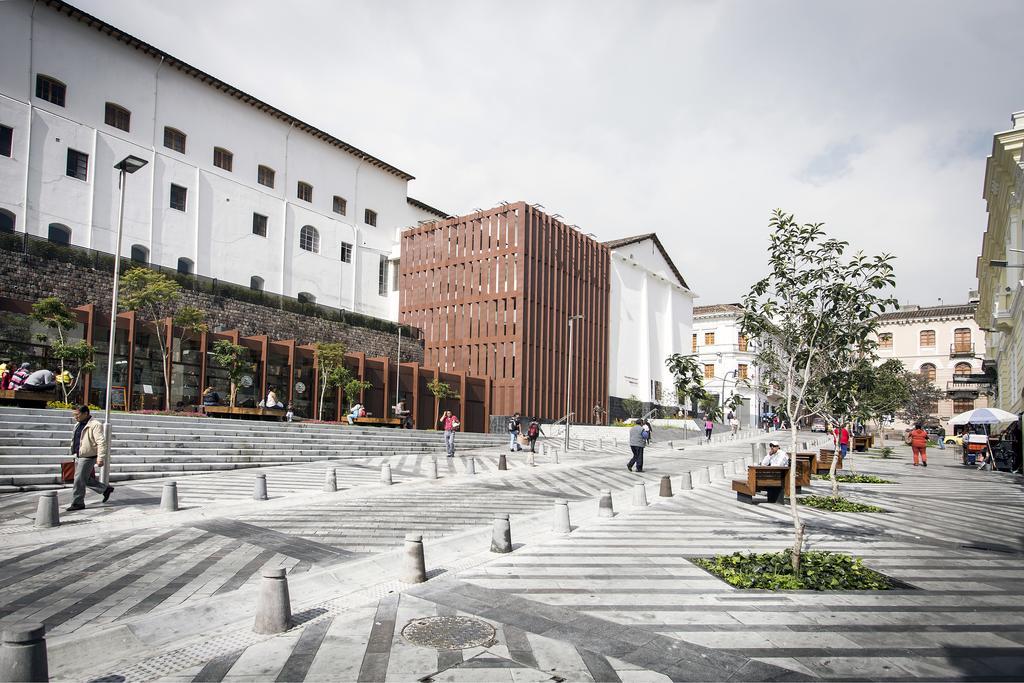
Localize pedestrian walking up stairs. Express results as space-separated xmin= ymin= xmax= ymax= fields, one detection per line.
xmin=0 ymin=407 xmax=507 ymax=490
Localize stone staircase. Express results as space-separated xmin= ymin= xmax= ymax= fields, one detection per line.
xmin=0 ymin=407 xmax=507 ymax=489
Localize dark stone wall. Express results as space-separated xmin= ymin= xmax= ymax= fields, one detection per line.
xmin=0 ymin=254 xmax=424 ymax=364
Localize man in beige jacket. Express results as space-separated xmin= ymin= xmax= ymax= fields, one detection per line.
xmin=67 ymin=405 xmax=114 ymax=511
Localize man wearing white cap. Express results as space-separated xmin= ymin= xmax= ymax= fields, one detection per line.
xmin=760 ymin=441 xmax=790 ymax=467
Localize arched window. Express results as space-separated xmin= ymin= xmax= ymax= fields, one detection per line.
xmin=0 ymin=209 xmax=14 ymax=233
xmin=953 ymin=328 xmax=972 ymax=353
xmin=213 ymin=147 xmax=233 ymax=172
xmin=954 ymin=362 xmax=972 ymax=376
xmin=35 ymin=74 xmax=66 ymax=106
xmin=299 ymin=225 xmax=319 ymax=253
xmin=250 ymin=276 xmax=264 ymax=291
xmin=297 ymin=292 xmax=316 ymax=304
xmin=47 ymin=223 xmax=71 ymax=244
xmin=919 ymin=363 xmax=936 ymax=382
xmin=104 ymin=102 xmax=131 ymax=132
xmin=919 ymin=330 xmax=935 ymax=347
xmin=130 ymin=245 xmax=149 ymax=264
xmin=177 ymin=257 xmax=193 ymax=275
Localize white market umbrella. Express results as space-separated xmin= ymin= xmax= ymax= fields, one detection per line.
xmin=948 ymin=407 xmax=1019 ymax=426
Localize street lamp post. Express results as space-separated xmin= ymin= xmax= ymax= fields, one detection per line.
xmin=101 ymin=155 xmax=148 ymax=485
xmin=720 ymin=369 xmax=737 ymax=420
xmin=565 ymin=314 xmax=583 ymax=452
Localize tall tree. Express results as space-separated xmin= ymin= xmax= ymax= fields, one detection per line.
xmin=665 ymin=353 xmax=704 ymax=416
xmin=897 ymin=371 xmax=944 ymax=426
xmin=119 ymin=267 xmax=205 ymax=410
xmin=741 ymin=209 xmax=896 ymax=572
xmin=30 ymin=297 xmax=96 ymax=404
xmin=427 ymin=377 xmax=457 ymax=429
xmin=209 ymin=340 xmax=253 ymax=408
xmin=315 ymin=342 xmax=351 ymax=421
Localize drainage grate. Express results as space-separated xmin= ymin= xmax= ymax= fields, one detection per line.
xmin=401 ymin=616 xmax=496 ymax=650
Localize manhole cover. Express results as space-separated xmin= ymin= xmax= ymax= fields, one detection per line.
xmin=401 ymin=616 xmax=496 ymax=650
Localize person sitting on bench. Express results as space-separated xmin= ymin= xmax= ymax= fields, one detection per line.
xmin=348 ymin=403 xmax=364 ymax=425
xmin=20 ymin=367 xmax=56 ymax=392
xmin=760 ymin=441 xmax=790 ymax=466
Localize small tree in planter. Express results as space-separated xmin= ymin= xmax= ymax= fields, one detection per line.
xmin=315 ymin=342 xmax=351 ymax=421
xmin=344 ymin=378 xmax=372 ymax=411
xmin=30 ymin=297 xmax=96 ymax=404
xmin=119 ymin=267 xmax=206 ymax=410
xmin=209 ymin=340 xmax=253 ymax=408
xmin=897 ymin=371 xmax=944 ymax=427
xmin=621 ymin=394 xmax=643 ymax=419
xmin=427 ymin=377 xmax=458 ymax=429
xmin=666 ymin=353 xmax=704 ymax=416
xmin=741 ymin=209 xmax=896 ymax=573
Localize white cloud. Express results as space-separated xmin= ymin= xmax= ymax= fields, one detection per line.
xmin=74 ymin=0 xmax=1023 ymax=305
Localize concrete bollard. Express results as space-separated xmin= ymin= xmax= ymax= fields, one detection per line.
xmin=666 ymin=440 xmax=674 ymax=450
xmin=429 ymin=458 xmax=438 ymax=479
xmin=678 ymin=471 xmax=692 ymax=491
xmin=253 ymin=568 xmax=291 ymax=634
xmin=0 ymin=624 xmax=48 ymax=682
xmin=758 ymin=442 xmax=768 ymax=460
xmin=552 ymin=499 xmax=571 ymax=533
xmin=253 ymin=474 xmax=268 ymax=501
xmin=498 ymin=454 xmax=508 ymax=471
xmin=490 ymin=514 xmax=512 ymax=553
xmin=467 ymin=458 xmax=476 ymax=475
xmin=722 ymin=461 xmax=735 ymax=476
xmin=402 ymin=533 xmax=427 ymax=583
xmin=733 ymin=458 xmax=745 ymax=474
xmin=598 ymin=489 xmax=614 ymax=518
xmin=554 ymin=449 xmax=560 ymax=464
xmin=160 ymin=481 xmax=179 ymax=511
xmin=710 ymin=463 xmax=725 ymax=481
xmin=632 ymin=482 xmax=649 ymax=507
xmin=696 ymin=467 xmax=711 ymax=486
xmin=323 ymin=469 xmax=337 ymax=493
xmin=750 ymin=443 xmax=759 ymax=461
xmin=526 ymin=450 xmax=536 ymax=467
xmin=381 ymin=463 xmax=393 ymax=485
xmin=659 ymin=475 xmax=673 ymax=497
xmin=34 ymin=492 xmax=59 ymax=528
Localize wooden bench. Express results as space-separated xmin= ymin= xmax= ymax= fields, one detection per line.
xmin=203 ymin=406 xmax=286 ymax=420
xmin=731 ymin=466 xmax=791 ymax=504
xmin=353 ymin=417 xmax=402 ymax=427
xmin=852 ymin=435 xmax=871 ymax=452
xmin=0 ymin=389 xmax=57 ymax=405
xmin=816 ymin=448 xmax=844 ymax=475
xmin=793 ymin=452 xmax=815 ymax=491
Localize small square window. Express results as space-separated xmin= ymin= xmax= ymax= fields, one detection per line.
xmin=104 ymin=103 xmax=131 ymax=132
xmin=213 ymin=147 xmax=233 ymax=172
xmin=704 ymin=332 xmax=715 ymax=345
xmin=378 ymin=254 xmax=388 ymax=296
xmin=297 ymin=181 xmax=313 ymax=202
xmin=35 ymin=75 xmax=66 ymax=107
xmin=340 ymin=241 xmax=352 ymax=263
xmin=163 ymin=127 xmax=186 ymax=153
xmin=333 ymin=195 xmax=347 ymax=216
xmin=704 ymin=364 xmax=715 ymax=379
xmin=252 ymin=213 xmax=268 ymax=237
xmin=0 ymin=125 xmax=12 ymax=157
xmin=66 ymin=149 xmax=88 ymax=181
xmin=258 ymin=165 xmax=275 ymax=188
xmin=170 ymin=184 xmax=187 ymax=211
xmin=364 ymin=208 xmax=377 ymax=226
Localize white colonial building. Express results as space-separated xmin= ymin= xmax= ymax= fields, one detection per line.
xmin=692 ymin=304 xmax=764 ymax=427
xmin=605 ymin=234 xmax=695 ymax=420
xmin=977 ymin=111 xmax=1024 ymax=417
xmin=0 ymin=0 xmax=445 ymax=320
xmin=874 ymin=301 xmax=989 ymax=429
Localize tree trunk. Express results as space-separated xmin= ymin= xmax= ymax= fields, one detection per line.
xmin=319 ymin=377 xmax=327 ymax=421
xmin=229 ymin=381 xmax=237 ymax=408
xmin=433 ymin=397 xmax=440 ymax=430
xmin=829 ymin=442 xmax=840 ymax=497
xmin=788 ymin=421 xmax=804 ymax=574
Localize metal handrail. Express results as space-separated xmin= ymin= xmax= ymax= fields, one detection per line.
xmin=640 ymin=408 xmax=659 ymax=421
xmin=550 ymin=412 xmax=575 ymax=427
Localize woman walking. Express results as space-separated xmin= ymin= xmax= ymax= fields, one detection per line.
xmin=909 ymin=422 xmax=929 ymax=467
xmin=704 ymin=416 xmax=714 ymax=442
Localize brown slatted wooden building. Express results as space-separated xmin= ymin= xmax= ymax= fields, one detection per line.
xmin=399 ymin=202 xmax=610 ymax=424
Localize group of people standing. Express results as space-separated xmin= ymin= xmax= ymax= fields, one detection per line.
xmin=507 ymin=413 xmax=544 ymax=453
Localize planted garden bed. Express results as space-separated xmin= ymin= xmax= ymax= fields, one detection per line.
xmin=813 ymin=473 xmax=895 ymax=484
xmin=693 ymin=550 xmax=897 ymax=590
xmin=799 ymin=495 xmax=886 ymax=512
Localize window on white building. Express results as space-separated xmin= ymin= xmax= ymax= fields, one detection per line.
xmin=66 ymin=149 xmax=88 ymax=181
xmin=250 ymin=276 xmax=264 ymax=291
xmin=738 ymin=363 xmax=748 ymax=380
xmin=365 ymin=209 xmax=377 ymax=227
xmin=213 ymin=147 xmax=233 ymax=172
xmin=704 ymin=332 xmax=715 ymax=345
xmin=920 ymin=363 xmax=936 ymax=382
xmin=169 ymin=184 xmax=187 ymax=211
xmin=0 ymin=209 xmax=14 ymax=233
xmin=104 ymin=103 xmax=131 ymax=132
xmin=177 ymin=257 xmax=193 ymax=274
xmin=299 ymin=225 xmax=319 ymax=253
xmin=704 ymin=364 xmax=715 ymax=379
xmin=297 ymin=181 xmax=313 ymax=202
xmin=257 ymin=165 xmax=275 ymax=188
xmin=0 ymin=125 xmax=11 ymax=157
xmin=340 ymin=241 xmax=352 ymax=263
xmin=252 ymin=213 xmax=268 ymax=237
xmin=378 ymin=255 xmax=388 ymax=296
xmin=878 ymin=333 xmax=893 ymax=349
xmin=297 ymin=292 xmax=316 ymax=305
xmin=163 ymin=127 xmax=186 ymax=153
xmin=130 ymin=245 xmax=148 ymax=264
xmin=35 ymin=75 xmax=66 ymax=107
xmin=47 ymin=223 xmax=70 ymax=244
xmin=333 ymin=196 xmax=347 ymax=216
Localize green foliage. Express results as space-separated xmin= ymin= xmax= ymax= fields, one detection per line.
xmin=315 ymin=342 xmax=350 ymax=420
xmin=427 ymin=378 xmax=458 ymax=428
xmin=621 ymin=394 xmax=643 ymax=419
xmin=665 ymin=353 xmax=703 ymax=414
xmin=693 ymin=550 xmax=896 ymax=591
xmin=898 ymin=371 xmax=944 ymax=425
xmin=814 ymin=473 xmax=895 ymax=484
xmin=30 ymin=297 xmax=96 ymax=403
xmin=725 ymin=393 xmax=745 ymax=412
xmin=47 ymin=401 xmax=102 ymax=411
xmin=798 ymin=495 xmax=886 ymax=512
xmin=344 ymin=379 xmax=372 ymax=406
xmin=880 ymin=446 xmax=894 ymax=459
xmin=698 ymin=394 xmax=722 ymax=422
xmin=209 ymin=340 xmax=253 ymax=408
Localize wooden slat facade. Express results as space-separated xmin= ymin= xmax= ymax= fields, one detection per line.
xmin=399 ymin=202 xmax=610 ymax=423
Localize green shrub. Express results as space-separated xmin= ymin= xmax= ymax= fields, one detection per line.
xmin=813 ymin=473 xmax=895 ymax=484
xmin=799 ymin=495 xmax=886 ymax=512
xmin=693 ymin=550 xmax=895 ymax=590
xmin=47 ymin=401 xmax=102 ymax=411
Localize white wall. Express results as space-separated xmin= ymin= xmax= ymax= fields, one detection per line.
xmin=0 ymin=0 xmax=430 ymax=321
xmin=693 ymin=310 xmax=763 ymax=427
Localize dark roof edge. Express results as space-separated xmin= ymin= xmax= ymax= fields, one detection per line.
xmin=44 ymin=0 xmax=415 ymax=181
xmin=604 ymin=233 xmax=690 ymax=290
xmin=406 ymin=196 xmax=449 ymax=219
xmin=876 ymin=303 xmax=977 ymax=321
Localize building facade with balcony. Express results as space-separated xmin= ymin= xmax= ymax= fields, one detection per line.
xmin=692 ymin=303 xmax=764 ymax=427
xmin=976 ymin=111 xmax=1024 ymax=417
xmin=0 ymin=0 xmax=445 ymax=321
xmin=605 ymin=234 xmax=695 ymax=421
xmin=874 ymin=302 xmax=989 ymax=429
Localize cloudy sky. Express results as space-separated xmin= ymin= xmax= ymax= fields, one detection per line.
xmin=77 ymin=0 xmax=1023 ymax=306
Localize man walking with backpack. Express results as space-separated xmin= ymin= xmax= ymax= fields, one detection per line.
xmin=526 ymin=418 xmax=543 ymax=453
xmin=508 ymin=413 xmax=522 ymax=452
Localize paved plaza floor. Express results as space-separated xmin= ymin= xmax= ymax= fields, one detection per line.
xmin=0 ymin=435 xmax=1022 ymax=681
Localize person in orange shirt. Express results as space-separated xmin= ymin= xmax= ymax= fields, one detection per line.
xmin=909 ymin=422 xmax=929 ymax=467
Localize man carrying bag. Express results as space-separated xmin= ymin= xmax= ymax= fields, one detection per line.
xmin=66 ymin=405 xmax=114 ymax=511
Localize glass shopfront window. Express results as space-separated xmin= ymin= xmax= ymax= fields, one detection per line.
xmin=266 ymin=348 xmax=291 ymax=409
xmin=170 ymin=334 xmax=203 ymax=408
xmin=292 ymin=353 xmax=315 ymax=419
xmin=133 ymin=327 xmax=168 ymax=410
xmin=89 ymin=323 xmax=130 ymax=409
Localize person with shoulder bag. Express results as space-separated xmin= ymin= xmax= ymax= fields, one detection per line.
xmin=66 ymin=405 xmax=114 ymax=511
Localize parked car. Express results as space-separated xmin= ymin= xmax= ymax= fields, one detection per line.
xmin=943 ymin=434 xmax=964 ymax=446
xmin=810 ymin=418 xmax=827 ymax=432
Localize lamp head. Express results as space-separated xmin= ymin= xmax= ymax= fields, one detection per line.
xmin=114 ymin=155 xmax=148 ymax=174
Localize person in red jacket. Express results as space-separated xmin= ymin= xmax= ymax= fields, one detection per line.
xmin=833 ymin=424 xmax=851 ymax=458
xmin=909 ymin=422 xmax=929 ymax=467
